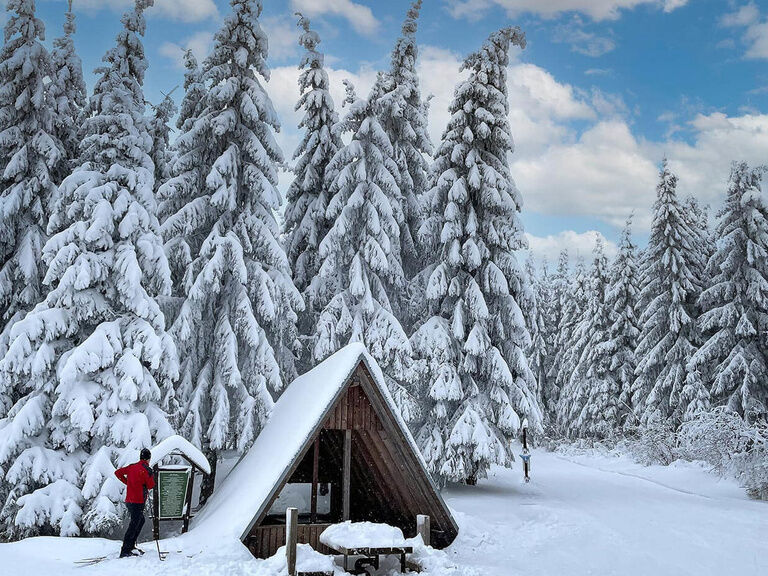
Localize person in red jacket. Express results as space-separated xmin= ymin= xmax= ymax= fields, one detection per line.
xmin=115 ymin=448 xmax=155 ymax=558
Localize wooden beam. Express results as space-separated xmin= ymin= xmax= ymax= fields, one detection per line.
xmin=286 ymin=508 xmax=298 ymax=576
xmin=342 ymin=429 xmax=351 ymax=521
xmin=182 ymin=470 xmax=195 ymax=533
xmin=311 ymin=437 xmax=319 ymax=523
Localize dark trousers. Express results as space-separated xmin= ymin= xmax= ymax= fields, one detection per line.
xmin=121 ymin=502 xmax=145 ymax=555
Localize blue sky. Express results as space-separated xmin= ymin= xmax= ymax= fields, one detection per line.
xmin=20 ymin=0 xmax=768 ymax=262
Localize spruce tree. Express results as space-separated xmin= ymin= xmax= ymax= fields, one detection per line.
xmin=633 ymin=160 xmax=701 ymax=426
xmin=551 ymin=255 xmax=587 ymax=409
xmin=310 ymin=80 xmax=417 ymax=421
xmin=283 ymin=13 xmax=342 ymax=369
xmin=49 ymin=0 xmax=86 ymax=180
xmin=411 ymin=28 xmax=541 ymax=485
xmin=157 ymin=50 xmax=206 ymax=284
xmin=161 ymin=0 xmax=302 ymax=504
xmin=604 ymin=217 xmax=640 ymax=424
xmin=0 ymin=0 xmax=61 ymax=389
xmin=543 ymin=250 xmax=569 ymax=416
xmin=371 ymin=1 xmax=432 ymax=316
xmin=0 ymin=0 xmax=177 ymax=537
xmin=690 ymin=163 xmax=768 ymax=421
xmin=148 ymin=92 xmax=177 ymax=197
xmin=525 ymin=255 xmax=550 ymax=417
xmin=557 ymin=238 xmax=613 ymax=438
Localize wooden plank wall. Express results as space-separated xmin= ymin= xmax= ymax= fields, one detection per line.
xmin=324 ymin=382 xmax=383 ymax=431
xmin=247 ymin=524 xmax=332 ymax=559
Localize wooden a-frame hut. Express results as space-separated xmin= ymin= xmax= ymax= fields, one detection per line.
xmin=190 ymin=343 xmax=459 ymax=558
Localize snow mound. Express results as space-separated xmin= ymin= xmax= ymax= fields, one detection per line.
xmin=150 ymin=434 xmax=211 ymax=474
xmin=256 ymin=544 xmax=337 ymax=575
xmin=319 ymin=521 xmax=406 ymax=550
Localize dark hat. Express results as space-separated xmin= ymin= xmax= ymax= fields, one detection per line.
xmin=140 ymin=448 xmax=151 ymax=461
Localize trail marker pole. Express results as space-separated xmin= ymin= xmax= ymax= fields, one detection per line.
xmin=520 ymin=418 xmax=531 ymax=483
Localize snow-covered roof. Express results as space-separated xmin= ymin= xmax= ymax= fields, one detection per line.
xmin=150 ymin=434 xmax=211 ymax=475
xmin=190 ymin=343 xmax=434 ymax=541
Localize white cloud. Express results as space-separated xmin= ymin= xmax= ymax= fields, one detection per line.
xmin=262 ymin=15 xmax=301 ymax=62
xmin=159 ymin=31 xmax=214 ymax=69
xmin=553 ymin=17 xmax=616 ymax=57
xmin=526 ymin=230 xmax=618 ymax=265
xmin=445 ymin=0 xmax=688 ymax=22
xmin=291 ymin=0 xmax=379 ymax=36
xmin=515 ymin=121 xmax=659 ymax=229
xmin=720 ymin=2 xmax=768 ymax=60
xmin=721 ymin=3 xmax=760 ymax=28
xmin=76 ymin=0 xmax=219 ymax=23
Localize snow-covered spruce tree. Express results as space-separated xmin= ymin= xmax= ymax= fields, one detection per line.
xmin=309 ymin=80 xmax=417 ymax=421
xmin=411 ymin=28 xmax=541 ymax=485
xmin=557 ymin=238 xmax=613 ymax=438
xmin=551 ymin=255 xmax=588 ymax=412
xmin=148 ymin=92 xmax=177 ymax=196
xmin=604 ymin=217 xmax=640 ymax=424
xmin=632 ymin=160 xmax=702 ymax=426
xmin=49 ymin=0 xmax=86 ymax=180
xmin=682 ymin=195 xmax=713 ymax=313
xmin=176 ymin=50 xmax=206 ymax=134
xmin=689 ymin=163 xmax=768 ymax=421
xmin=283 ymin=13 xmax=341 ymax=369
xmin=0 ymin=0 xmax=62 ymax=392
xmin=161 ymin=0 xmax=302 ymax=504
xmin=157 ymin=50 xmax=206 ymax=284
xmin=0 ymin=0 xmax=177 ymax=537
xmin=370 ymin=1 xmax=432 ymax=321
xmin=525 ymin=255 xmax=551 ymax=416
xmin=542 ymin=249 xmax=569 ymax=416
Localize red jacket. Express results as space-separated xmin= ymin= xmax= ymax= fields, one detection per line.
xmin=115 ymin=461 xmax=155 ymax=504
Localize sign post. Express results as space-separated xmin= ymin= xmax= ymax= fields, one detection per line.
xmin=147 ymin=436 xmax=210 ymax=555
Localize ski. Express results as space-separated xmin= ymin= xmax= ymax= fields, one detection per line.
xmin=74 ymin=556 xmax=109 ymax=566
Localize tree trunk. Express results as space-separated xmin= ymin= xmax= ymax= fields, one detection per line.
xmin=465 ymin=475 xmax=477 ymax=486
xmin=199 ymin=449 xmax=218 ymax=506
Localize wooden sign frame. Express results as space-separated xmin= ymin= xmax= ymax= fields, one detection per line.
xmin=151 ymin=451 xmax=206 ymax=539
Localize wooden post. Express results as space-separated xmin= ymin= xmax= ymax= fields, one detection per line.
xmin=342 ymin=429 xmax=352 ymax=521
xmin=311 ymin=437 xmax=319 ymax=523
xmin=417 ymin=514 xmax=430 ymax=546
xmin=152 ymin=464 xmax=160 ymax=540
xmin=182 ymin=468 xmax=195 ymax=533
xmin=286 ymin=507 xmax=298 ymax=576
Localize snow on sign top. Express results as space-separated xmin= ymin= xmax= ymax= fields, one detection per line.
xmin=150 ymin=435 xmax=211 ymax=475
xmin=191 ymin=342 xmax=427 ymax=541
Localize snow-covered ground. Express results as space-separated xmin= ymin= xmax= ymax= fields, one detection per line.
xmin=2 ymin=449 xmax=766 ymax=575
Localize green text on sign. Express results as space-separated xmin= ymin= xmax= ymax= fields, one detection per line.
xmin=158 ymin=468 xmax=190 ymax=519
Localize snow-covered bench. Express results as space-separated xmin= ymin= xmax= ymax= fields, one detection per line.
xmin=319 ymin=522 xmax=413 ymax=574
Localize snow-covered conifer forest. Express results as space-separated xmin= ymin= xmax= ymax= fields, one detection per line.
xmin=0 ymin=2 xmax=766 ymax=570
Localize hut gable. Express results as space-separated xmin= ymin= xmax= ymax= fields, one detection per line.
xmin=190 ymin=343 xmax=459 ymax=558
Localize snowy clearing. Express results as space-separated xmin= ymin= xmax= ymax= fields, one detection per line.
xmin=2 ymin=449 xmax=765 ymax=575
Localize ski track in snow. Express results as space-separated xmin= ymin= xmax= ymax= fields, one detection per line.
xmin=443 ymin=450 xmax=767 ymax=576
xmin=1 ymin=450 xmax=766 ymax=576
xmin=553 ymin=454 xmax=716 ymax=500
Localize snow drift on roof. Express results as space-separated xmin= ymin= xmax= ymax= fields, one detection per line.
xmin=150 ymin=435 xmax=211 ymax=475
